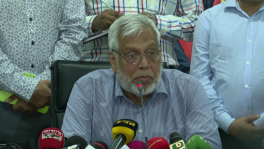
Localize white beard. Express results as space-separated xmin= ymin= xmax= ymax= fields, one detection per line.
xmin=115 ymin=60 xmax=163 ymax=97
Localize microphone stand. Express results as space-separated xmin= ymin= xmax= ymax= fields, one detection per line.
xmin=138 ymin=81 xmax=148 ymax=149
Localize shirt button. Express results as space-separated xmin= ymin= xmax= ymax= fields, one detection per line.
xmin=246 ymin=109 xmax=249 ymax=112
xmin=31 ymin=41 xmax=35 ymax=45
xmin=246 ymin=61 xmax=250 ymax=65
xmin=31 ymin=64 xmax=34 ymax=68
xmin=245 ymin=85 xmax=248 ymax=88
xmin=250 ymin=19 xmax=253 ymax=22
xmin=139 ymin=130 xmax=142 ymax=133
xmin=248 ymin=40 xmax=251 ymax=43
xmin=29 ymin=18 xmax=33 ymax=21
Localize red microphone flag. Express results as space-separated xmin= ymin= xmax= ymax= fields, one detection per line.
xmin=38 ymin=127 xmax=65 ymax=149
xmin=148 ymin=137 xmax=170 ymax=149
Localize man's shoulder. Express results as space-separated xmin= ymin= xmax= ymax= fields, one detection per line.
xmin=162 ymin=69 xmax=201 ymax=87
xmin=76 ymin=69 xmax=115 ymax=86
xmin=206 ymin=1 xmax=228 ymax=11
xmin=199 ymin=1 xmax=232 ymax=20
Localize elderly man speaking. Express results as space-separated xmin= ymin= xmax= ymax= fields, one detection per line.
xmin=61 ymin=14 xmax=221 ymax=148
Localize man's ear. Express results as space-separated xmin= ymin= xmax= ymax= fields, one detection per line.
xmin=110 ymin=51 xmax=117 ymax=73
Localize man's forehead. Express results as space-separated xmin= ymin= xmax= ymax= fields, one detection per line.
xmin=118 ymin=27 xmax=156 ymax=41
xmin=123 ymin=40 xmax=157 ymax=50
xmin=118 ymin=31 xmax=158 ymax=51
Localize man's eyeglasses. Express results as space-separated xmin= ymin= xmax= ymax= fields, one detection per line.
xmin=112 ymin=50 xmax=161 ymax=65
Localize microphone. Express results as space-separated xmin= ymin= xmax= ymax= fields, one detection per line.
xmin=148 ymin=137 xmax=170 ymax=149
xmin=0 ymin=143 xmax=21 ymax=149
xmin=38 ymin=127 xmax=65 ymax=149
xmin=137 ymin=81 xmax=143 ymax=90
xmin=85 ymin=141 xmax=108 ymax=149
xmin=169 ymin=132 xmax=185 ymax=149
xmin=110 ymin=119 xmax=138 ymax=149
xmin=186 ymin=135 xmax=212 ymax=149
xmin=137 ymin=81 xmax=148 ymax=149
xmin=127 ymin=140 xmax=146 ymax=149
xmin=63 ymin=135 xmax=88 ymax=149
xmin=120 ymin=144 xmax=130 ymax=149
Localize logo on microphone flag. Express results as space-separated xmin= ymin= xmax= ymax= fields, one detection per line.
xmin=41 ymin=129 xmax=63 ymax=141
xmin=170 ymin=140 xmax=185 ymax=149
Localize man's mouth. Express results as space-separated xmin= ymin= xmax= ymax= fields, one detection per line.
xmin=137 ymin=76 xmax=152 ymax=83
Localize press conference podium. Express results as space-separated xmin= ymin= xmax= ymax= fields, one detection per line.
xmin=50 ymin=60 xmax=111 ymax=129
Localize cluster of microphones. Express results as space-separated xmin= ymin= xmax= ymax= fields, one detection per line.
xmin=2 ymin=119 xmax=210 ymax=149
xmin=0 ymin=81 xmax=213 ymax=149
xmin=0 ymin=118 xmax=213 ymax=149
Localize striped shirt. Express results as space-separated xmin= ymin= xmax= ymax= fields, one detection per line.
xmin=82 ymin=0 xmax=203 ymax=66
xmin=61 ymin=69 xmax=221 ymax=148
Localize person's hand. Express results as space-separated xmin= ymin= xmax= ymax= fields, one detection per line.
xmin=140 ymin=12 xmax=157 ymax=25
xmin=5 ymin=95 xmax=38 ymax=114
xmin=29 ymin=80 xmax=51 ymax=108
xmin=5 ymin=94 xmax=19 ymax=104
xmin=92 ymin=9 xmax=123 ymax=31
xmin=228 ymin=115 xmax=264 ymax=142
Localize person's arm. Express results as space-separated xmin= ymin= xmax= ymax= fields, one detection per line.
xmin=34 ymin=0 xmax=88 ymax=82
xmin=185 ymin=80 xmax=222 ymax=149
xmin=156 ymin=0 xmax=203 ymax=42
xmin=86 ymin=9 xmax=123 ymax=36
xmin=0 ymin=45 xmax=51 ymax=111
xmin=86 ymin=15 xmax=98 ymax=35
xmin=61 ymin=78 xmax=93 ymax=143
xmin=190 ymin=12 xmax=235 ymax=133
xmin=0 ymin=48 xmax=40 ymax=102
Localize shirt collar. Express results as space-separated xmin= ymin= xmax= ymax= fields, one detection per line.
xmin=225 ymin=0 xmax=264 ymax=12
xmin=260 ymin=3 xmax=264 ymax=10
xmin=224 ymin=0 xmax=238 ymax=8
xmin=113 ymin=72 xmax=168 ymax=102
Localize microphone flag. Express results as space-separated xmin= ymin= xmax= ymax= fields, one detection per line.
xmin=38 ymin=127 xmax=65 ymax=149
xmin=170 ymin=140 xmax=185 ymax=149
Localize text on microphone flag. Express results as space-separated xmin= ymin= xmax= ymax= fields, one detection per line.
xmin=115 ymin=119 xmax=136 ymax=127
xmin=41 ymin=129 xmax=63 ymax=141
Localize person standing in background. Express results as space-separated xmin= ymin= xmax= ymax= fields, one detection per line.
xmin=190 ymin=0 xmax=264 ymax=148
xmin=0 ymin=0 xmax=87 ymax=148
xmin=82 ymin=0 xmax=203 ymax=70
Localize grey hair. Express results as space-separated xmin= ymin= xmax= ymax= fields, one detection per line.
xmin=108 ymin=14 xmax=160 ymax=54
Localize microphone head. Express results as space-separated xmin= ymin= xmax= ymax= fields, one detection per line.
xmin=38 ymin=127 xmax=65 ymax=149
xmin=64 ymin=135 xmax=88 ymax=149
xmin=186 ymin=134 xmax=212 ymax=149
xmin=112 ymin=119 xmax=138 ymax=145
xmin=148 ymin=137 xmax=170 ymax=149
xmin=169 ymin=132 xmax=185 ymax=149
xmin=137 ymin=81 xmax=142 ymax=90
xmin=127 ymin=140 xmax=146 ymax=149
xmin=169 ymin=132 xmax=182 ymax=144
xmin=91 ymin=141 xmax=108 ymax=149
xmin=0 ymin=143 xmax=21 ymax=149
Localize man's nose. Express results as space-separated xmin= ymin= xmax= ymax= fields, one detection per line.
xmin=138 ymin=55 xmax=150 ymax=69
